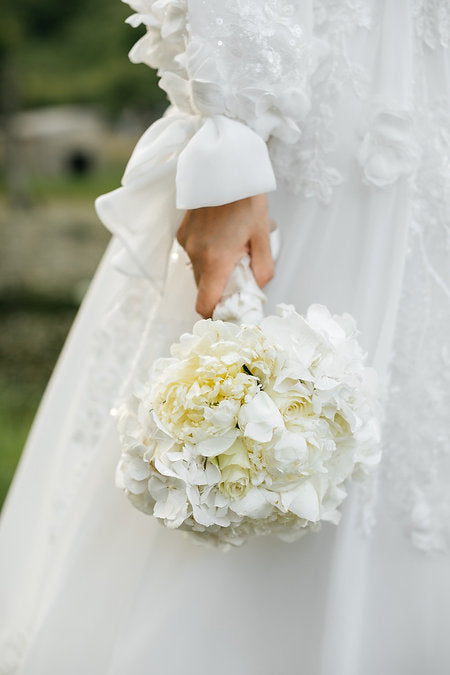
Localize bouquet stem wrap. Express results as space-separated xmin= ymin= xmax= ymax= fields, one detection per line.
xmin=212 ymin=225 xmax=280 ymax=325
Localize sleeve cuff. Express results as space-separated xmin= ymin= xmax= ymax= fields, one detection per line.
xmin=95 ymin=112 xmax=277 ymax=282
xmin=175 ymin=115 xmax=277 ymax=209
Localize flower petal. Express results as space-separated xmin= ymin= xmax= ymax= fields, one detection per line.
xmin=280 ymin=481 xmax=321 ymax=521
xmin=238 ymin=391 xmax=284 ymax=442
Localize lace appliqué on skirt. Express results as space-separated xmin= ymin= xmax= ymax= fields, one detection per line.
xmin=382 ymin=102 xmax=450 ymax=553
xmin=412 ymin=0 xmax=450 ymax=49
xmin=48 ymin=276 xmax=160 ymax=540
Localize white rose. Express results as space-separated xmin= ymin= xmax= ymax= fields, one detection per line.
xmin=216 ymin=437 xmax=252 ymax=500
xmin=219 ymin=465 xmax=251 ymax=500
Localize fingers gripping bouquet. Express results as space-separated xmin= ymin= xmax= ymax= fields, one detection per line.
xmin=115 ymin=239 xmax=380 ymax=548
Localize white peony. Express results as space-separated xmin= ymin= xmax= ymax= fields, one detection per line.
xmin=115 ymin=304 xmax=380 ymax=548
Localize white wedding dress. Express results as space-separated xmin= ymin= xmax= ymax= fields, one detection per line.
xmin=1 ymin=2 xmax=449 ymax=673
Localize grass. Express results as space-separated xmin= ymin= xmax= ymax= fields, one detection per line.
xmin=0 ymin=161 xmax=126 ymax=205
xmin=0 ymin=379 xmax=42 ymax=508
xmin=28 ymin=161 xmax=126 ymax=201
xmin=0 ymin=170 xmax=114 ymax=509
xmin=0 ymin=302 xmax=77 ymax=510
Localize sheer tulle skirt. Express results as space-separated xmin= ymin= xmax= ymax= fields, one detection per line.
xmin=2 ymin=170 xmax=449 ymax=674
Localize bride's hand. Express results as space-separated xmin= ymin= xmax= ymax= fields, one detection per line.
xmin=176 ymin=194 xmax=273 ymax=318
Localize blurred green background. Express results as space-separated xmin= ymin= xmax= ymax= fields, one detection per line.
xmin=0 ymin=0 xmax=167 ymax=507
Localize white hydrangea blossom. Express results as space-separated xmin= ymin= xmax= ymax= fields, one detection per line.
xmin=115 ymin=304 xmax=380 ymax=548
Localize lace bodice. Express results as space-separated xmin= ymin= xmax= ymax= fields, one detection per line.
xmin=123 ymin=1 xmax=449 ymax=203
xmin=127 ymin=1 xmax=323 ymax=142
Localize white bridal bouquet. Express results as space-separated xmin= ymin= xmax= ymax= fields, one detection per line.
xmin=115 ymin=258 xmax=380 ymax=547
